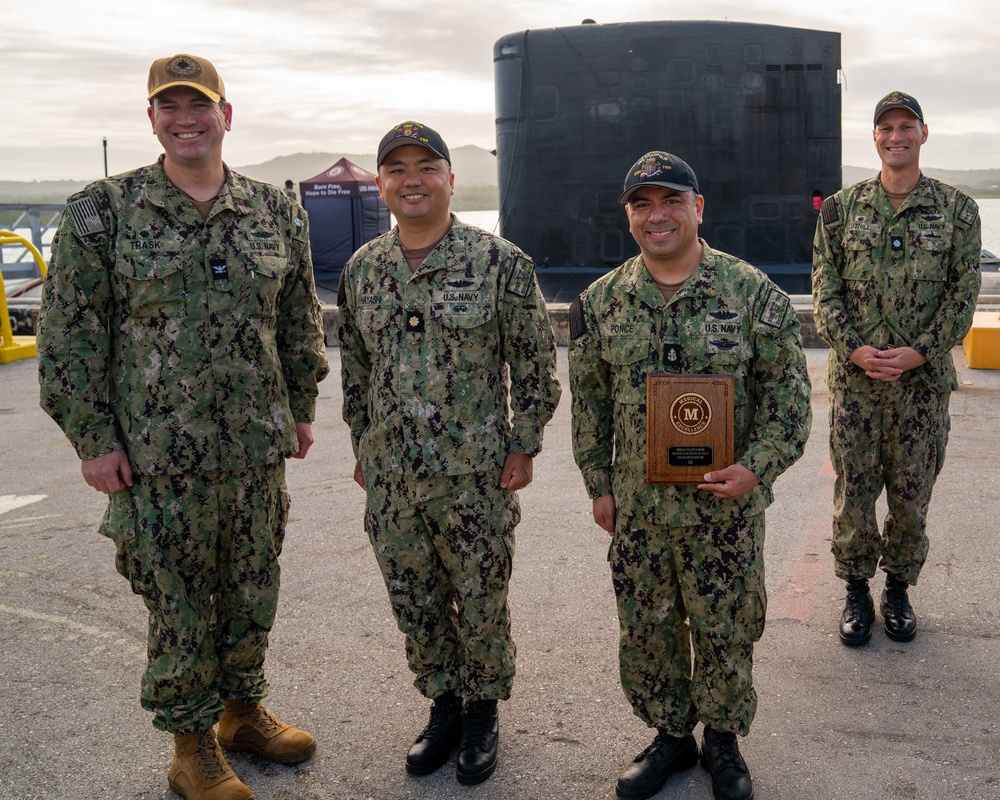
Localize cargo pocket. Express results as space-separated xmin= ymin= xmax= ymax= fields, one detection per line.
xmin=115 ymin=252 xmax=185 ymax=317
xmin=99 ymin=491 xmax=143 ymax=594
xmin=601 ymin=334 xmax=650 ymax=405
xmin=244 ymin=253 xmax=293 ymax=318
xmin=909 ymin=226 xmax=951 ymax=282
xmin=356 ymin=304 xmax=394 ymax=354
xmin=271 ymin=482 xmax=291 ymax=557
xmin=737 ymin=583 xmax=767 ymax=644
xmin=432 ymin=303 xmax=493 ymax=372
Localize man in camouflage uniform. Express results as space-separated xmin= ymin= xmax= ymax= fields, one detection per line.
xmin=569 ymin=152 xmax=810 ymax=800
xmin=813 ymin=91 xmax=981 ymax=647
xmin=37 ymin=54 xmax=329 ymax=800
xmin=338 ymin=121 xmax=560 ymax=786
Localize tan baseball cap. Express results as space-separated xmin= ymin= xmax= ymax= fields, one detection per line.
xmin=147 ymin=54 xmax=225 ymax=103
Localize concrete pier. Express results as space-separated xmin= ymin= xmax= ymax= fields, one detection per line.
xmin=1 ymin=345 xmax=998 ymax=800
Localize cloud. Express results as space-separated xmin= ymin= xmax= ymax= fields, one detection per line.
xmin=3 ymin=0 xmax=999 ymax=181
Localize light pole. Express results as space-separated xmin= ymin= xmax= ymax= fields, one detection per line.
xmin=103 ymin=137 xmax=108 ymax=177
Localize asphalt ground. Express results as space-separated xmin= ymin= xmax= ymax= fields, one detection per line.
xmin=1 ymin=345 xmax=999 ymax=800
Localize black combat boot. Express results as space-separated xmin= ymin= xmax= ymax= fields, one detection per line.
xmin=405 ymin=690 xmax=463 ymax=775
xmin=881 ymin=574 xmax=917 ymax=642
xmin=455 ymin=698 xmax=499 ymax=785
xmin=839 ymin=578 xmax=875 ymax=646
xmin=700 ymin=727 xmax=753 ymax=800
xmin=615 ymin=729 xmax=698 ymax=800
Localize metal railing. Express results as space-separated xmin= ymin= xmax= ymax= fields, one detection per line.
xmin=0 ymin=204 xmax=63 ymax=279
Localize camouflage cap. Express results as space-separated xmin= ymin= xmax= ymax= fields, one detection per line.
xmin=619 ymin=151 xmax=699 ymax=204
xmin=874 ymin=90 xmax=923 ymax=125
xmin=377 ymin=121 xmax=451 ymax=166
xmin=148 ymin=54 xmax=225 ymax=104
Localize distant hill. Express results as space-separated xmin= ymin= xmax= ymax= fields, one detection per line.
xmin=234 ymin=145 xmax=500 ymax=211
xmin=0 ymin=145 xmax=501 ymax=212
xmin=842 ymin=165 xmax=1000 ymax=196
xmin=235 ymin=145 xmax=498 ymax=189
xmin=3 ymin=152 xmax=998 ymax=210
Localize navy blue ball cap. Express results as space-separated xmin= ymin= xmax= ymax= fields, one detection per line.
xmin=377 ymin=121 xmax=451 ymax=166
xmin=620 ymin=151 xmax=699 ymax=204
xmin=874 ymin=91 xmax=924 ymax=125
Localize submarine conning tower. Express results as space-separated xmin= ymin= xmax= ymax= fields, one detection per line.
xmin=494 ymin=20 xmax=842 ymax=297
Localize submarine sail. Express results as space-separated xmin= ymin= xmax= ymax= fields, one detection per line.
xmin=494 ymin=20 xmax=841 ymax=297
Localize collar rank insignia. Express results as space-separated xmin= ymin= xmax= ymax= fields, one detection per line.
xmin=665 ymin=344 xmax=681 ymax=364
xmin=406 ymin=309 xmax=425 ymax=333
xmin=210 ymin=258 xmax=229 ymax=280
xmin=891 ymin=236 xmax=903 ymax=252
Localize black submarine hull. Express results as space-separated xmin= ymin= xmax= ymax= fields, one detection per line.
xmin=494 ymin=20 xmax=842 ymax=299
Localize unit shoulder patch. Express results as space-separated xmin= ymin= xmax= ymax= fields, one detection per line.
xmin=506 ymin=255 xmax=535 ymax=298
xmin=757 ymin=286 xmax=790 ymax=330
xmin=956 ymin=194 xmax=979 ymax=228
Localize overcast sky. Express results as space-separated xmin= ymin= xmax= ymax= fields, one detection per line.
xmin=3 ymin=0 xmax=998 ymax=183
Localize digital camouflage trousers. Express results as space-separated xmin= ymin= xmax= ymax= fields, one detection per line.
xmin=363 ymin=467 xmax=519 ymax=702
xmin=610 ymin=510 xmax=766 ymax=737
xmin=100 ymin=461 xmax=288 ymax=733
xmin=829 ymin=382 xmax=950 ymax=585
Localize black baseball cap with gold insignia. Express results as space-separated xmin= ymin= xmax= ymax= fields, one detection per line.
xmin=148 ymin=54 xmax=225 ymax=104
xmin=377 ymin=121 xmax=451 ymax=167
xmin=874 ymin=91 xmax=923 ymax=125
xmin=619 ymin=151 xmax=699 ymax=204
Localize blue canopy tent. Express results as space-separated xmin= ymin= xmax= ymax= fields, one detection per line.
xmin=299 ymin=158 xmax=390 ymax=289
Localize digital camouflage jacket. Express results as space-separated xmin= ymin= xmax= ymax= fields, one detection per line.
xmin=569 ymin=243 xmax=811 ymax=527
xmin=38 ymin=158 xmax=329 ymax=475
xmin=338 ymin=216 xmax=561 ymax=480
xmin=812 ymin=174 xmax=981 ymax=394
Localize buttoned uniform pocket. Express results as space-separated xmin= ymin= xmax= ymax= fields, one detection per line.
xmin=908 ymin=224 xmax=952 ymax=282
xmin=431 ymin=302 xmax=494 ymax=372
xmin=354 ymin=304 xmax=397 ymax=447
xmin=244 ymin=252 xmax=292 ymax=317
xmin=840 ymin=227 xmax=880 ymax=318
xmin=841 ymin=227 xmax=878 ymax=280
xmin=707 ymin=347 xmax=752 ymax=457
xmin=114 ymin=251 xmax=185 ymax=317
xmin=357 ymin=304 xmax=393 ymax=331
xmin=705 ymin=344 xmax=751 ymax=407
xmin=601 ymin=335 xmax=650 ymax=472
xmin=601 ymin=335 xmax=650 ymax=406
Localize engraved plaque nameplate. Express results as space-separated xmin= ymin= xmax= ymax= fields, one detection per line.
xmin=646 ymin=374 xmax=734 ymax=484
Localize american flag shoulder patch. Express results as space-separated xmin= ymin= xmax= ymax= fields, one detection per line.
xmin=66 ymin=196 xmax=105 ymax=237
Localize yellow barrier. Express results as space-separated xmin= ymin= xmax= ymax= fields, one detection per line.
xmin=0 ymin=230 xmax=48 ymax=364
xmin=963 ymin=310 xmax=1000 ymax=370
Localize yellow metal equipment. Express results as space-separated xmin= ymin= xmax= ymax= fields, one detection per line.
xmin=963 ymin=310 xmax=1000 ymax=370
xmin=0 ymin=230 xmax=47 ymax=364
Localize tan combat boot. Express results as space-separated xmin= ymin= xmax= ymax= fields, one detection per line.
xmin=168 ymin=730 xmax=253 ymax=800
xmin=217 ymin=700 xmax=316 ymax=764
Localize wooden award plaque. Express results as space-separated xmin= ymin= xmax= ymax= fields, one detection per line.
xmin=646 ymin=374 xmax=734 ymax=484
